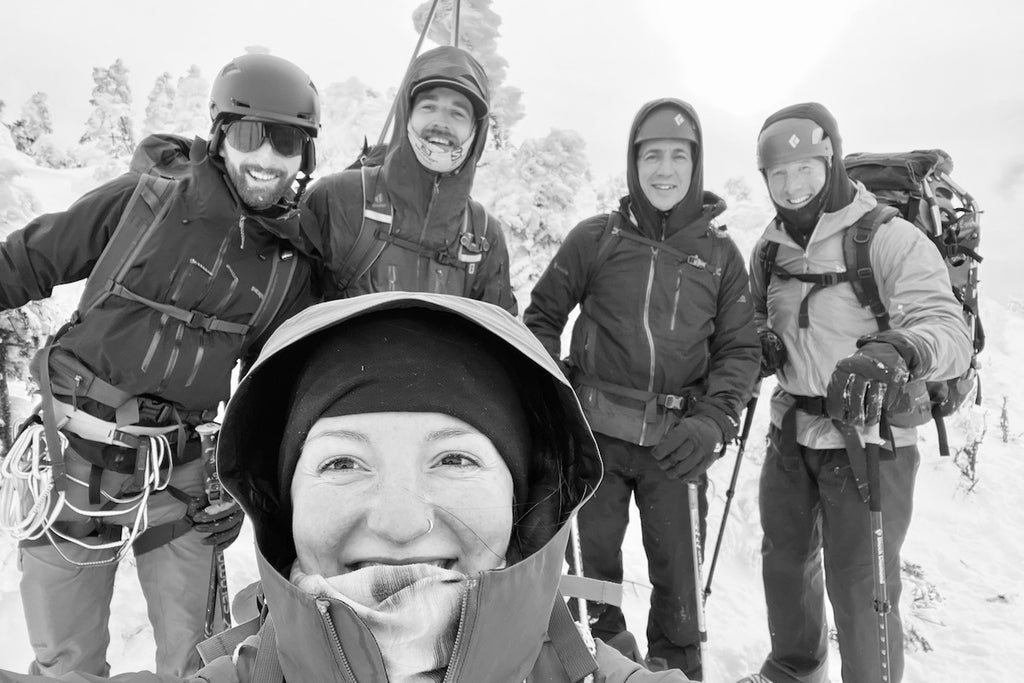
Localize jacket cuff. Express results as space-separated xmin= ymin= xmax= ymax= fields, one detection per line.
xmin=857 ymin=330 xmax=929 ymax=379
xmin=689 ymin=402 xmax=738 ymax=443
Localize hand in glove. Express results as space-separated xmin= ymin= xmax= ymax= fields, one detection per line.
xmin=826 ymin=342 xmax=910 ymax=426
xmin=189 ymin=500 xmax=245 ymax=548
xmin=758 ymin=329 xmax=787 ymax=379
xmin=651 ymin=416 xmax=724 ymax=481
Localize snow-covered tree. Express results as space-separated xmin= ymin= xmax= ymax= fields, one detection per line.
xmin=80 ymin=58 xmax=135 ymax=167
xmin=316 ymin=77 xmax=391 ymax=174
xmin=412 ymin=0 xmax=524 ymax=149
xmin=171 ymin=65 xmax=210 ymax=139
xmin=8 ymin=92 xmax=53 ymax=155
xmin=0 ymin=132 xmax=67 ymax=447
xmin=142 ymin=72 xmax=176 ymax=137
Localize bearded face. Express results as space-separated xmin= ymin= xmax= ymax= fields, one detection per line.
xmin=220 ymin=133 xmax=302 ymax=210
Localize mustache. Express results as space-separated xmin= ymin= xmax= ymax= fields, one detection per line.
xmin=239 ymin=162 xmax=287 ymax=179
xmin=419 ymin=126 xmax=460 ymax=146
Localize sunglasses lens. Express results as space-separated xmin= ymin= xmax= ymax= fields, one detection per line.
xmin=266 ymin=124 xmax=307 ymax=157
xmin=224 ymin=120 xmax=265 ymax=153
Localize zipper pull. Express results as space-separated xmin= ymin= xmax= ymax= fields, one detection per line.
xmin=238 ymin=215 xmax=246 ymax=250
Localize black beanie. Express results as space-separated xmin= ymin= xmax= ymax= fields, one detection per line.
xmin=276 ymin=309 xmax=532 ymax=512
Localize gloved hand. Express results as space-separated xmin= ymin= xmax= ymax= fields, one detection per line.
xmin=758 ymin=329 xmax=787 ymax=378
xmin=651 ymin=416 xmax=723 ymax=481
xmin=189 ymin=500 xmax=245 ymax=548
xmin=826 ymin=342 xmax=910 ymax=426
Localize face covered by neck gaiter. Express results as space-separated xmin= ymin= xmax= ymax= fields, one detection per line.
xmin=406 ymin=120 xmax=476 ymax=174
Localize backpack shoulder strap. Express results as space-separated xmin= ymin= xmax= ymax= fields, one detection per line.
xmin=757 ymin=238 xmax=781 ymax=294
xmin=333 ymin=165 xmax=393 ymax=292
xmin=842 ymin=205 xmax=901 ymax=332
xmin=547 ymin=595 xmax=599 ymax=682
xmin=583 ymin=211 xmax=624 ymax=296
xmin=246 ymin=244 xmax=299 ymax=344
xmin=78 ymin=174 xmax=177 ymax=319
xmin=458 ymin=199 xmax=491 ymax=296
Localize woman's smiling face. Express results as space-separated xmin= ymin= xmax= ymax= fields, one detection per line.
xmin=291 ymin=411 xmax=515 ymax=577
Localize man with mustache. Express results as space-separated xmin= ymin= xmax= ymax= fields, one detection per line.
xmin=302 ymin=46 xmax=517 ymax=313
xmin=0 ymin=53 xmax=320 ymax=678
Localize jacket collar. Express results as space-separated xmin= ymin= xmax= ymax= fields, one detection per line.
xmin=762 ymin=182 xmax=877 ymax=249
xmin=257 ymin=519 xmax=573 ymax=682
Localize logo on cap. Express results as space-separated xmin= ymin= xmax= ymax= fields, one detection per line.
xmin=788 ymin=134 xmax=800 ymax=149
xmin=674 ymin=113 xmax=685 ymax=127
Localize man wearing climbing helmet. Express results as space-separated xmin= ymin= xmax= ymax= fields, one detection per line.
xmin=0 ymin=52 xmax=321 ymax=677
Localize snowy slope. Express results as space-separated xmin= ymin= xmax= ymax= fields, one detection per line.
xmin=1 ymin=154 xmax=1022 ymax=681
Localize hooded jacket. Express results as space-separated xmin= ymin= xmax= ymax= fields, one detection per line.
xmin=0 ymin=299 xmax=690 ymax=680
xmin=524 ymin=98 xmax=760 ymax=445
xmin=302 ymin=47 xmax=517 ymax=314
xmin=0 ymin=134 xmax=316 ymax=417
xmin=750 ymin=102 xmax=972 ymax=448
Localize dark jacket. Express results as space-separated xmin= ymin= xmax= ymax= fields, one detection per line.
xmin=302 ymin=47 xmax=517 ymax=314
xmin=524 ymin=99 xmax=760 ymax=445
xmin=0 ymin=135 xmax=316 ymax=417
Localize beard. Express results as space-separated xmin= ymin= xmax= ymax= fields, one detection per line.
xmin=225 ymin=160 xmax=296 ymax=211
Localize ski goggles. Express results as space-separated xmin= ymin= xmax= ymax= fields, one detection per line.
xmin=224 ymin=120 xmax=309 ymax=157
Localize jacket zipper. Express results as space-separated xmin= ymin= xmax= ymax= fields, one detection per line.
xmin=671 ymin=269 xmax=683 ymax=332
xmin=410 ymin=176 xmax=442 ymax=286
xmin=442 ymin=584 xmax=473 ymax=683
xmin=638 ymin=216 xmax=664 ymax=444
xmin=155 ymin=321 xmax=185 ymax=394
xmin=316 ymin=599 xmax=358 ymax=683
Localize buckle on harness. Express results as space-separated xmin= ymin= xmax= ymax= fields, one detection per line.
xmin=663 ymin=394 xmax=687 ymax=411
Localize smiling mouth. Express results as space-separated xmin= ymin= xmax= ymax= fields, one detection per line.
xmin=651 ymin=183 xmax=677 ymax=191
xmin=246 ymin=168 xmax=280 ymax=183
xmin=786 ymin=194 xmax=813 ymax=206
xmin=348 ymin=559 xmax=456 ymax=571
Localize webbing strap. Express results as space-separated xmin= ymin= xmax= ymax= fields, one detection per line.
xmin=108 ymin=283 xmax=251 ymax=335
xmin=37 ymin=345 xmax=68 ymax=493
xmin=548 ymin=597 xmax=599 ymax=682
xmin=559 ymin=574 xmax=624 ymax=607
xmin=573 ymin=372 xmax=698 ymax=413
xmin=196 ymin=615 xmax=262 ymax=666
xmin=333 ymin=165 xmax=392 ymax=291
xmin=132 ymin=517 xmax=194 ymax=555
xmin=251 ymin=617 xmax=285 ymax=683
xmin=609 ymin=224 xmax=712 ymax=270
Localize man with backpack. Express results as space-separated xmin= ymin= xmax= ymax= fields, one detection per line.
xmin=743 ymin=102 xmax=972 ymax=683
xmin=301 ymin=45 xmax=516 ymax=313
xmin=524 ymin=99 xmax=760 ymax=680
xmin=0 ymin=53 xmax=320 ymax=677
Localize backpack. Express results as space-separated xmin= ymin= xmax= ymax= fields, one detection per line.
xmin=330 ymin=144 xmax=492 ymax=295
xmin=757 ymin=149 xmax=983 ymax=455
xmin=76 ymin=135 xmax=298 ymax=343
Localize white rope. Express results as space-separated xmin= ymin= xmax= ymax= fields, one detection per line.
xmin=0 ymin=426 xmax=173 ymax=567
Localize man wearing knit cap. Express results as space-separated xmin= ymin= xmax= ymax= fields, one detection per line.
xmin=525 ymin=99 xmax=759 ymax=679
xmin=743 ymin=102 xmax=971 ymax=683
xmin=302 ymin=46 xmax=516 ymax=313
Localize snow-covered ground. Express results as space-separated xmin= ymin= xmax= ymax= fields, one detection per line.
xmin=1 ymin=138 xmax=1022 ymax=681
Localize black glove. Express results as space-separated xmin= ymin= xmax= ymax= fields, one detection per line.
xmin=651 ymin=416 xmax=723 ymax=481
xmin=189 ymin=500 xmax=245 ymax=548
xmin=758 ymin=329 xmax=787 ymax=378
xmin=826 ymin=342 xmax=910 ymax=426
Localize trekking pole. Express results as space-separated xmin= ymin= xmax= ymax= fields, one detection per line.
xmin=376 ymin=0 xmax=442 ymax=147
xmin=867 ymin=421 xmax=893 ymax=682
xmin=197 ymin=422 xmax=232 ymax=636
xmin=703 ymin=387 xmax=759 ymax=600
xmin=452 ymin=0 xmax=461 ymax=47
xmin=687 ymin=481 xmax=709 ymax=681
xmin=568 ymin=514 xmax=597 ymax=683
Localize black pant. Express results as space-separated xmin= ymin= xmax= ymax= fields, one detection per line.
xmin=573 ymin=432 xmax=707 ymax=676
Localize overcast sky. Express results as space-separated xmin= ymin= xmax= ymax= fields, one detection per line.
xmin=3 ymin=0 xmax=1022 ymax=290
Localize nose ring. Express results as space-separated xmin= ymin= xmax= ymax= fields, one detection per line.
xmin=425 ymin=518 xmax=434 ymax=534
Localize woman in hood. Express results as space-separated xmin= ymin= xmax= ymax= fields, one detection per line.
xmin=0 ymin=293 xmax=696 ymax=682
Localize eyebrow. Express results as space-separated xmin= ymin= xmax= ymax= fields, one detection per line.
xmin=425 ymin=427 xmax=477 ymax=442
xmin=307 ymin=429 xmax=370 ymax=443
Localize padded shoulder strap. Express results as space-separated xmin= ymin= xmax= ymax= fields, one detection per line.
xmin=246 ymin=244 xmax=299 ymax=344
xmin=333 ymin=165 xmax=392 ymax=291
xmin=78 ymin=174 xmax=177 ymax=318
xmin=583 ymin=212 xmax=623 ymax=297
xmin=458 ymin=200 xmax=491 ymax=296
xmin=842 ymin=205 xmax=900 ymax=332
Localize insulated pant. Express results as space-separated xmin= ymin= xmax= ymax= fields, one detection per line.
xmin=758 ymin=425 xmax=919 ymax=683
xmin=17 ymin=449 xmax=215 ymax=677
xmin=574 ymin=433 xmax=708 ymax=677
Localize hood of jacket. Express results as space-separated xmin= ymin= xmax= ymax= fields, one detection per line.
xmin=381 ymin=46 xmax=491 ymax=234
xmin=759 ymin=102 xmax=857 ymax=237
xmin=132 ymin=133 xmax=318 ymax=257
xmin=626 ymin=98 xmax=713 ymax=239
xmin=216 ymin=293 xmax=602 ymax=680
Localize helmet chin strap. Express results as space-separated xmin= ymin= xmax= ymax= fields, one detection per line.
xmin=407 ymin=121 xmax=476 ymax=174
